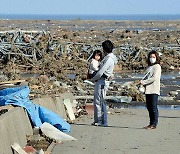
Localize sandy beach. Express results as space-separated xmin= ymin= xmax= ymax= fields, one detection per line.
xmin=51 ymin=108 xmax=180 ymax=154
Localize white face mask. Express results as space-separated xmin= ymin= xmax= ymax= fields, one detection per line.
xmin=150 ymin=57 xmax=156 ymax=64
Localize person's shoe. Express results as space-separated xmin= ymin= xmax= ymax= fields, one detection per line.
xmin=101 ymin=124 xmax=108 ymax=127
xmin=143 ymin=125 xmax=156 ymax=130
xmin=149 ymin=125 xmax=156 ymax=129
xmin=143 ymin=125 xmax=152 ymax=129
xmin=91 ymin=122 xmax=96 ymax=125
xmin=91 ymin=122 xmax=101 ymax=126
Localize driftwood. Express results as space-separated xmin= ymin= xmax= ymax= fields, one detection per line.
xmin=0 ymin=30 xmax=100 ymax=64
xmin=0 ymin=30 xmax=179 ymax=71
xmin=0 ymin=80 xmax=27 ymax=89
xmin=0 ymin=30 xmax=46 ymax=63
xmin=0 ymin=80 xmax=26 ymax=85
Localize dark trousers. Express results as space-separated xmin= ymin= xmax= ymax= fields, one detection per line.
xmin=145 ymin=94 xmax=159 ymax=126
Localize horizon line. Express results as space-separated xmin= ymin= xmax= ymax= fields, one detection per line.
xmin=0 ymin=13 xmax=180 ymax=15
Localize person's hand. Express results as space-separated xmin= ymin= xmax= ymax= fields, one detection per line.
xmin=109 ymin=75 xmax=113 ymax=80
xmin=135 ymin=80 xmax=141 ymax=86
xmin=140 ymin=80 xmax=144 ymax=85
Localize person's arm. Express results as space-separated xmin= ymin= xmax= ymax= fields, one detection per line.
xmin=141 ymin=65 xmax=161 ymax=85
xmin=91 ymin=58 xmax=111 ymax=81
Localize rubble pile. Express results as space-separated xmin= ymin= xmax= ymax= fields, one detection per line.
xmin=0 ymin=20 xmax=179 ymax=102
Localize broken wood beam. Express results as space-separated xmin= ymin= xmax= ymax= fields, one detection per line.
xmin=0 ymin=80 xmax=26 ymax=85
xmin=74 ymin=95 xmax=132 ymax=103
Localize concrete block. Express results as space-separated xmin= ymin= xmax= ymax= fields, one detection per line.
xmin=41 ymin=122 xmax=77 ymax=142
xmin=54 ymin=97 xmax=67 ymax=119
xmin=32 ymin=95 xmax=68 ymax=120
xmin=58 ymin=92 xmax=75 ymax=104
xmin=21 ymin=110 xmax=33 ymax=136
xmin=0 ymin=107 xmax=33 ymax=154
xmin=63 ymin=99 xmax=75 ymax=121
xmin=32 ymin=96 xmax=57 ymax=114
xmin=11 ymin=143 xmax=27 ymax=154
xmin=0 ymin=123 xmax=10 ymax=154
xmin=11 ymin=109 xmax=28 ymax=145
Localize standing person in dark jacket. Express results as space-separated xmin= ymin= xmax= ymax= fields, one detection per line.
xmin=140 ymin=51 xmax=161 ymax=129
xmin=91 ymin=40 xmax=117 ymax=126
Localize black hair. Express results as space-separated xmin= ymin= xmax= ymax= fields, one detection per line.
xmin=91 ymin=50 xmax=102 ymax=60
xmin=147 ymin=50 xmax=160 ymax=66
xmin=102 ymin=40 xmax=114 ymax=53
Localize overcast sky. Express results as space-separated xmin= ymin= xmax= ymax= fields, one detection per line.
xmin=1 ymin=0 xmax=180 ymax=15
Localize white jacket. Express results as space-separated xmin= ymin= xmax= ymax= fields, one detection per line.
xmin=143 ymin=64 xmax=161 ymax=95
xmin=92 ymin=52 xmax=118 ymax=81
xmin=89 ymin=58 xmax=100 ymax=74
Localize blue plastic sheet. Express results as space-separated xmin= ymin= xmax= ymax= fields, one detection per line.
xmin=0 ymin=86 xmax=70 ymax=132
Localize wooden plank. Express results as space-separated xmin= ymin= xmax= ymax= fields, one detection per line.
xmin=0 ymin=80 xmax=26 ymax=85
xmin=74 ymin=95 xmax=132 ymax=103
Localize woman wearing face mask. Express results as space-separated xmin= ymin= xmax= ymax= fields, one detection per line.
xmin=140 ymin=51 xmax=161 ymax=129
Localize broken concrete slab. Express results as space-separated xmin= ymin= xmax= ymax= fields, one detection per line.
xmin=54 ymin=97 xmax=67 ymax=120
xmin=0 ymin=107 xmax=33 ymax=154
xmin=11 ymin=143 xmax=27 ymax=154
xmin=40 ymin=122 xmax=77 ymax=142
xmin=32 ymin=96 xmax=67 ymax=120
xmin=63 ymin=99 xmax=76 ymax=122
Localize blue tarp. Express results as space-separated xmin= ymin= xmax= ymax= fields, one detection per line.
xmin=0 ymin=86 xmax=70 ymax=132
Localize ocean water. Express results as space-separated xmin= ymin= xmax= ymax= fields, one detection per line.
xmin=0 ymin=14 xmax=180 ymax=20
